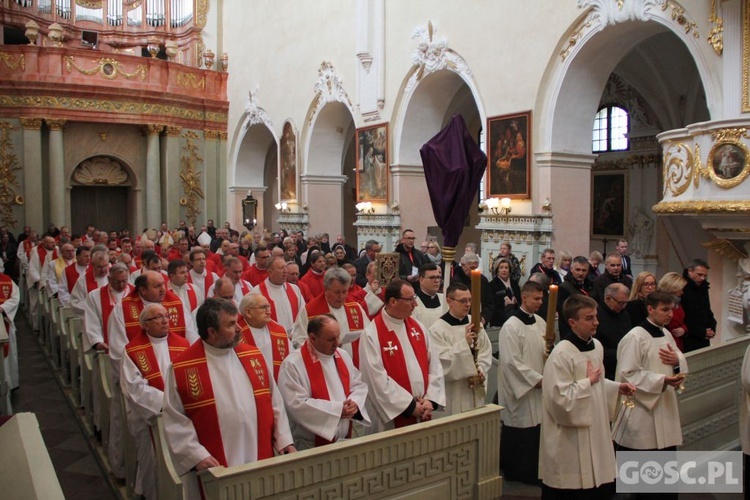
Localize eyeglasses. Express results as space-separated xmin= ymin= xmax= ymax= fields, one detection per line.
xmin=145 ymin=314 xmax=169 ymax=322
xmin=449 ymin=298 xmax=472 ymax=305
xmin=395 ymin=296 xmax=417 ymax=303
xmin=249 ymin=305 xmax=272 ymax=310
xmin=610 ymin=298 xmax=628 ymax=307
xmin=642 ymin=282 xmax=656 ymax=288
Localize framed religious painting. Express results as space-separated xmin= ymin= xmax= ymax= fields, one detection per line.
xmin=591 ymin=171 xmax=628 ymax=238
xmin=279 ymin=121 xmax=297 ymax=201
xmin=356 ymin=123 xmax=389 ymax=202
xmin=706 ymin=138 xmax=750 ymax=189
xmin=486 ymin=111 xmax=531 ymax=199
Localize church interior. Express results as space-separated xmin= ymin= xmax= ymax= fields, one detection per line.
xmin=1 ymin=0 xmax=750 ymax=498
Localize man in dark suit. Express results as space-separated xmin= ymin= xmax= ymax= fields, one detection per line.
xmin=616 ymin=239 xmax=632 ymax=278
xmin=354 ymin=239 xmax=380 ymax=287
xmin=681 ymin=259 xmax=717 ymax=352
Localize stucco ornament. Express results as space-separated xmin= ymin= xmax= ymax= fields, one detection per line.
xmin=578 ymin=0 xmax=664 ymax=25
xmin=74 ymin=157 xmax=128 ymax=185
xmin=243 ymin=86 xmax=273 ymax=131
xmin=411 ymin=21 xmax=448 ymax=80
xmin=313 ymin=61 xmax=352 ymax=107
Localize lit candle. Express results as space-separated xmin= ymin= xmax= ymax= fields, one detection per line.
xmin=470 ymin=269 xmax=482 ymax=331
xmin=545 ymin=284 xmax=558 ymax=354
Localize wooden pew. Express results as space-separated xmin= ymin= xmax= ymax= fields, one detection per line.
xmin=96 ymin=350 xmax=112 ymax=452
xmin=0 ymin=413 xmax=64 ymax=499
xmin=48 ymin=296 xmax=61 ymax=368
xmin=120 ymin=385 xmax=138 ymax=500
xmin=57 ymin=305 xmax=74 ymax=384
xmin=0 ymin=318 xmax=11 ymax=415
xmin=150 ymin=414 xmax=183 ymax=500
xmin=679 ymin=335 xmax=750 ymax=450
xmin=68 ymin=316 xmax=82 ymax=405
xmin=81 ymin=345 xmax=95 ymax=433
xmin=150 ymin=405 xmax=502 ymax=500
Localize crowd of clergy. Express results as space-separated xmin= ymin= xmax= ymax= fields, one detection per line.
xmin=1 ymin=220 xmax=748 ymax=500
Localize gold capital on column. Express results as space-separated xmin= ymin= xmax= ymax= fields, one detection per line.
xmin=45 ymin=119 xmax=67 ymax=131
xmin=143 ymin=124 xmax=164 ymax=136
xmin=165 ymin=125 xmax=183 ymax=137
xmin=204 ymin=129 xmax=220 ymax=140
xmin=20 ymin=118 xmax=43 ymax=130
xmin=218 ymin=131 xmax=228 ymax=141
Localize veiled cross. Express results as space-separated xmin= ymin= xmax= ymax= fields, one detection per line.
xmin=383 ymin=341 xmax=398 ymax=356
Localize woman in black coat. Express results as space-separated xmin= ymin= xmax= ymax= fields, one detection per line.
xmin=488 ymin=258 xmax=521 ymax=328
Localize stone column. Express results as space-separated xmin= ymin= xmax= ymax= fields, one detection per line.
xmin=722 ymin=0 xmax=742 ymax=117
xmin=534 ymin=152 xmax=596 ymax=255
xmin=203 ymin=129 xmax=219 ymax=225
xmin=20 ymin=118 xmax=43 ymax=232
xmin=161 ymin=126 xmax=182 ymax=228
xmin=218 ymin=131 xmax=228 ymax=224
xmin=46 ymin=119 xmax=67 ymax=227
xmin=144 ymin=124 xmax=164 ymax=230
xmin=300 ymin=174 xmax=348 ymax=236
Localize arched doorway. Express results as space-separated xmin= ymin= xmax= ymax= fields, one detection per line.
xmin=234 ymin=123 xmax=277 ymax=233
xmin=304 ymin=101 xmax=356 ymax=239
xmin=70 ymin=156 xmax=133 ymax=234
xmin=536 ymin=7 xmax=715 ymax=271
xmin=393 ymin=68 xmax=483 ymax=248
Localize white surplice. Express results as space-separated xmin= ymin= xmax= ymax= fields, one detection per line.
xmin=43 ymin=257 xmax=73 ymax=299
xmin=188 ymin=269 xmax=219 ymax=299
xmin=615 ymin=324 xmax=688 ymax=450
xmin=278 ymin=346 xmax=370 ymax=449
xmin=358 ymin=310 xmax=445 ymax=433
xmin=1 ymin=278 xmax=20 ymax=388
xmin=261 ymin=279 xmax=306 ymax=331
xmin=169 ymin=282 xmax=202 ymax=312
xmin=71 ymin=273 xmax=108 ymax=316
xmin=741 ymin=345 xmax=750 ymax=454
xmin=540 ymin=339 xmax=620 ymax=490
xmin=413 ymin=293 xmax=447 ymax=331
xmin=497 ymin=315 xmax=546 ymax=427
xmin=58 ymin=263 xmax=86 ymax=306
xmin=120 ymin=334 xmax=171 ymax=500
xmin=162 ymin=342 xmax=293 ymax=499
xmin=429 ymin=313 xmax=492 ymax=416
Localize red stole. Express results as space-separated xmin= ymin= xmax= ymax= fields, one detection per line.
xmin=172 ymin=342 xmax=274 ymax=466
xmin=83 ymin=266 xmax=99 ymax=293
xmin=306 ymin=295 xmax=365 ymax=367
xmin=120 ymin=289 xmax=187 ymax=341
xmin=373 ymin=313 xmax=429 ymax=428
xmin=0 ymin=274 xmax=13 ymax=357
xmin=188 ymin=270 xmax=215 ymax=299
xmin=300 ymin=342 xmax=352 ymax=446
xmin=237 ymin=316 xmax=290 ymax=381
xmin=63 ymin=263 xmax=83 ymax=293
xmin=100 ymin=284 xmax=134 ymax=346
xmin=23 ymin=240 xmax=33 ymax=260
xmin=36 ymin=245 xmax=58 ymax=266
xmin=172 ymin=283 xmax=198 ymax=311
xmin=258 ymin=280 xmax=299 ymax=324
xmin=125 ymin=332 xmax=189 ymax=391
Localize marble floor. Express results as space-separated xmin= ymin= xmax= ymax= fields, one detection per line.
xmin=8 ymin=314 xmax=117 ymax=500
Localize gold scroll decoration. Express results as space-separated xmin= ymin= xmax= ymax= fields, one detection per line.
xmin=75 ymin=0 xmax=104 ymax=8
xmin=375 ymin=252 xmax=400 ymax=287
xmin=180 ymin=131 xmax=205 ymax=225
xmin=64 ymin=56 xmax=147 ymax=81
xmin=0 ymin=122 xmax=23 ymax=227
xmin=663 ymin=143 xmax=695 ymax=196
xmin=177 ymin=72 xmax=206 ymax=90
xmin=0 ymin=52 xmax=25 ymax=72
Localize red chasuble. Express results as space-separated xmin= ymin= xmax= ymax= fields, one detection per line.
xmin=306 ymin=294 xmax=366 ymax=367
xmin=82 ymin=266 xmax=100 ymax=293
xmin=242 ymin=265 xmax=268 ymax=287
xmin=172 ymin=342 xmax=274 ymax=467
xmin=257 ymin=280 xmax=299 ymax=324
xmin=125 ymin=332 xmax=189 ymax=391
xmin=36 ymin=245 xmax=58 ymax=265
xmin=100 ymin=284 xmax=134 ymax=346
xmin=120 ymin=289 xmax=187 ymax=341
xmin=300 ymin=341 xmax=352 ymax=446
xmin=0 ymin=274 xmax=13 ymax=356
xmin=237 ymin=316 xmax=290 ymax=381
xmin=373 ymin=313 xmax=429 ymax=428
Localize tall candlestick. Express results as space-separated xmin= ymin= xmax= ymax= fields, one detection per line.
xmin=470 ymin=269 xmax=482 ymax=331
xmin=545 ymin=284 xmax=558 ymax=356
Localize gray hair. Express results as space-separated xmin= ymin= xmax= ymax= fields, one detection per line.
xmin=604 ymin=283 xmax=629 ymax=299
xmin=110 ymin=262 xmax=130 ymax=276
xmin=323 ymin=266 xmax=351 ymax=289
xmin=460 ymin=253 xmax=479 ymax=265
xmin=238 ymin=291 xmax=263 ymax=315
xmin=139 ymin=304 xmax=166 ymax=328
xmin=91 ymin=244 xmax=108 ymax=262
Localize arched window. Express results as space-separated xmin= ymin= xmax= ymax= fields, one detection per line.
xmin=592 ymin=105 xmax=629 ymax=153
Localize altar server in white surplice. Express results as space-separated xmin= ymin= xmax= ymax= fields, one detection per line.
xmin=496 ymin=280 xmax=546 ymax=484
xmin=162 ymin=298 xmax=295 ymax=500
xmin=614 ymin=290 xmax=688 ymax=454
xmin=540 ymin=295 xmax=635 ymax=499
xmin=429 ymin=282 xmax=491 ymax=417
xmin=278 ymin=314 xmax=370 ymax=449
xmin=120 ymin=304 xmax=189 ymax=500
xmin=358 ymin=279 xmax=445 ymax=433
xmin=0 ymin=273 xmax=20 ymax=389
xmin=413 ymin=262 xmax=448 ymax=330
